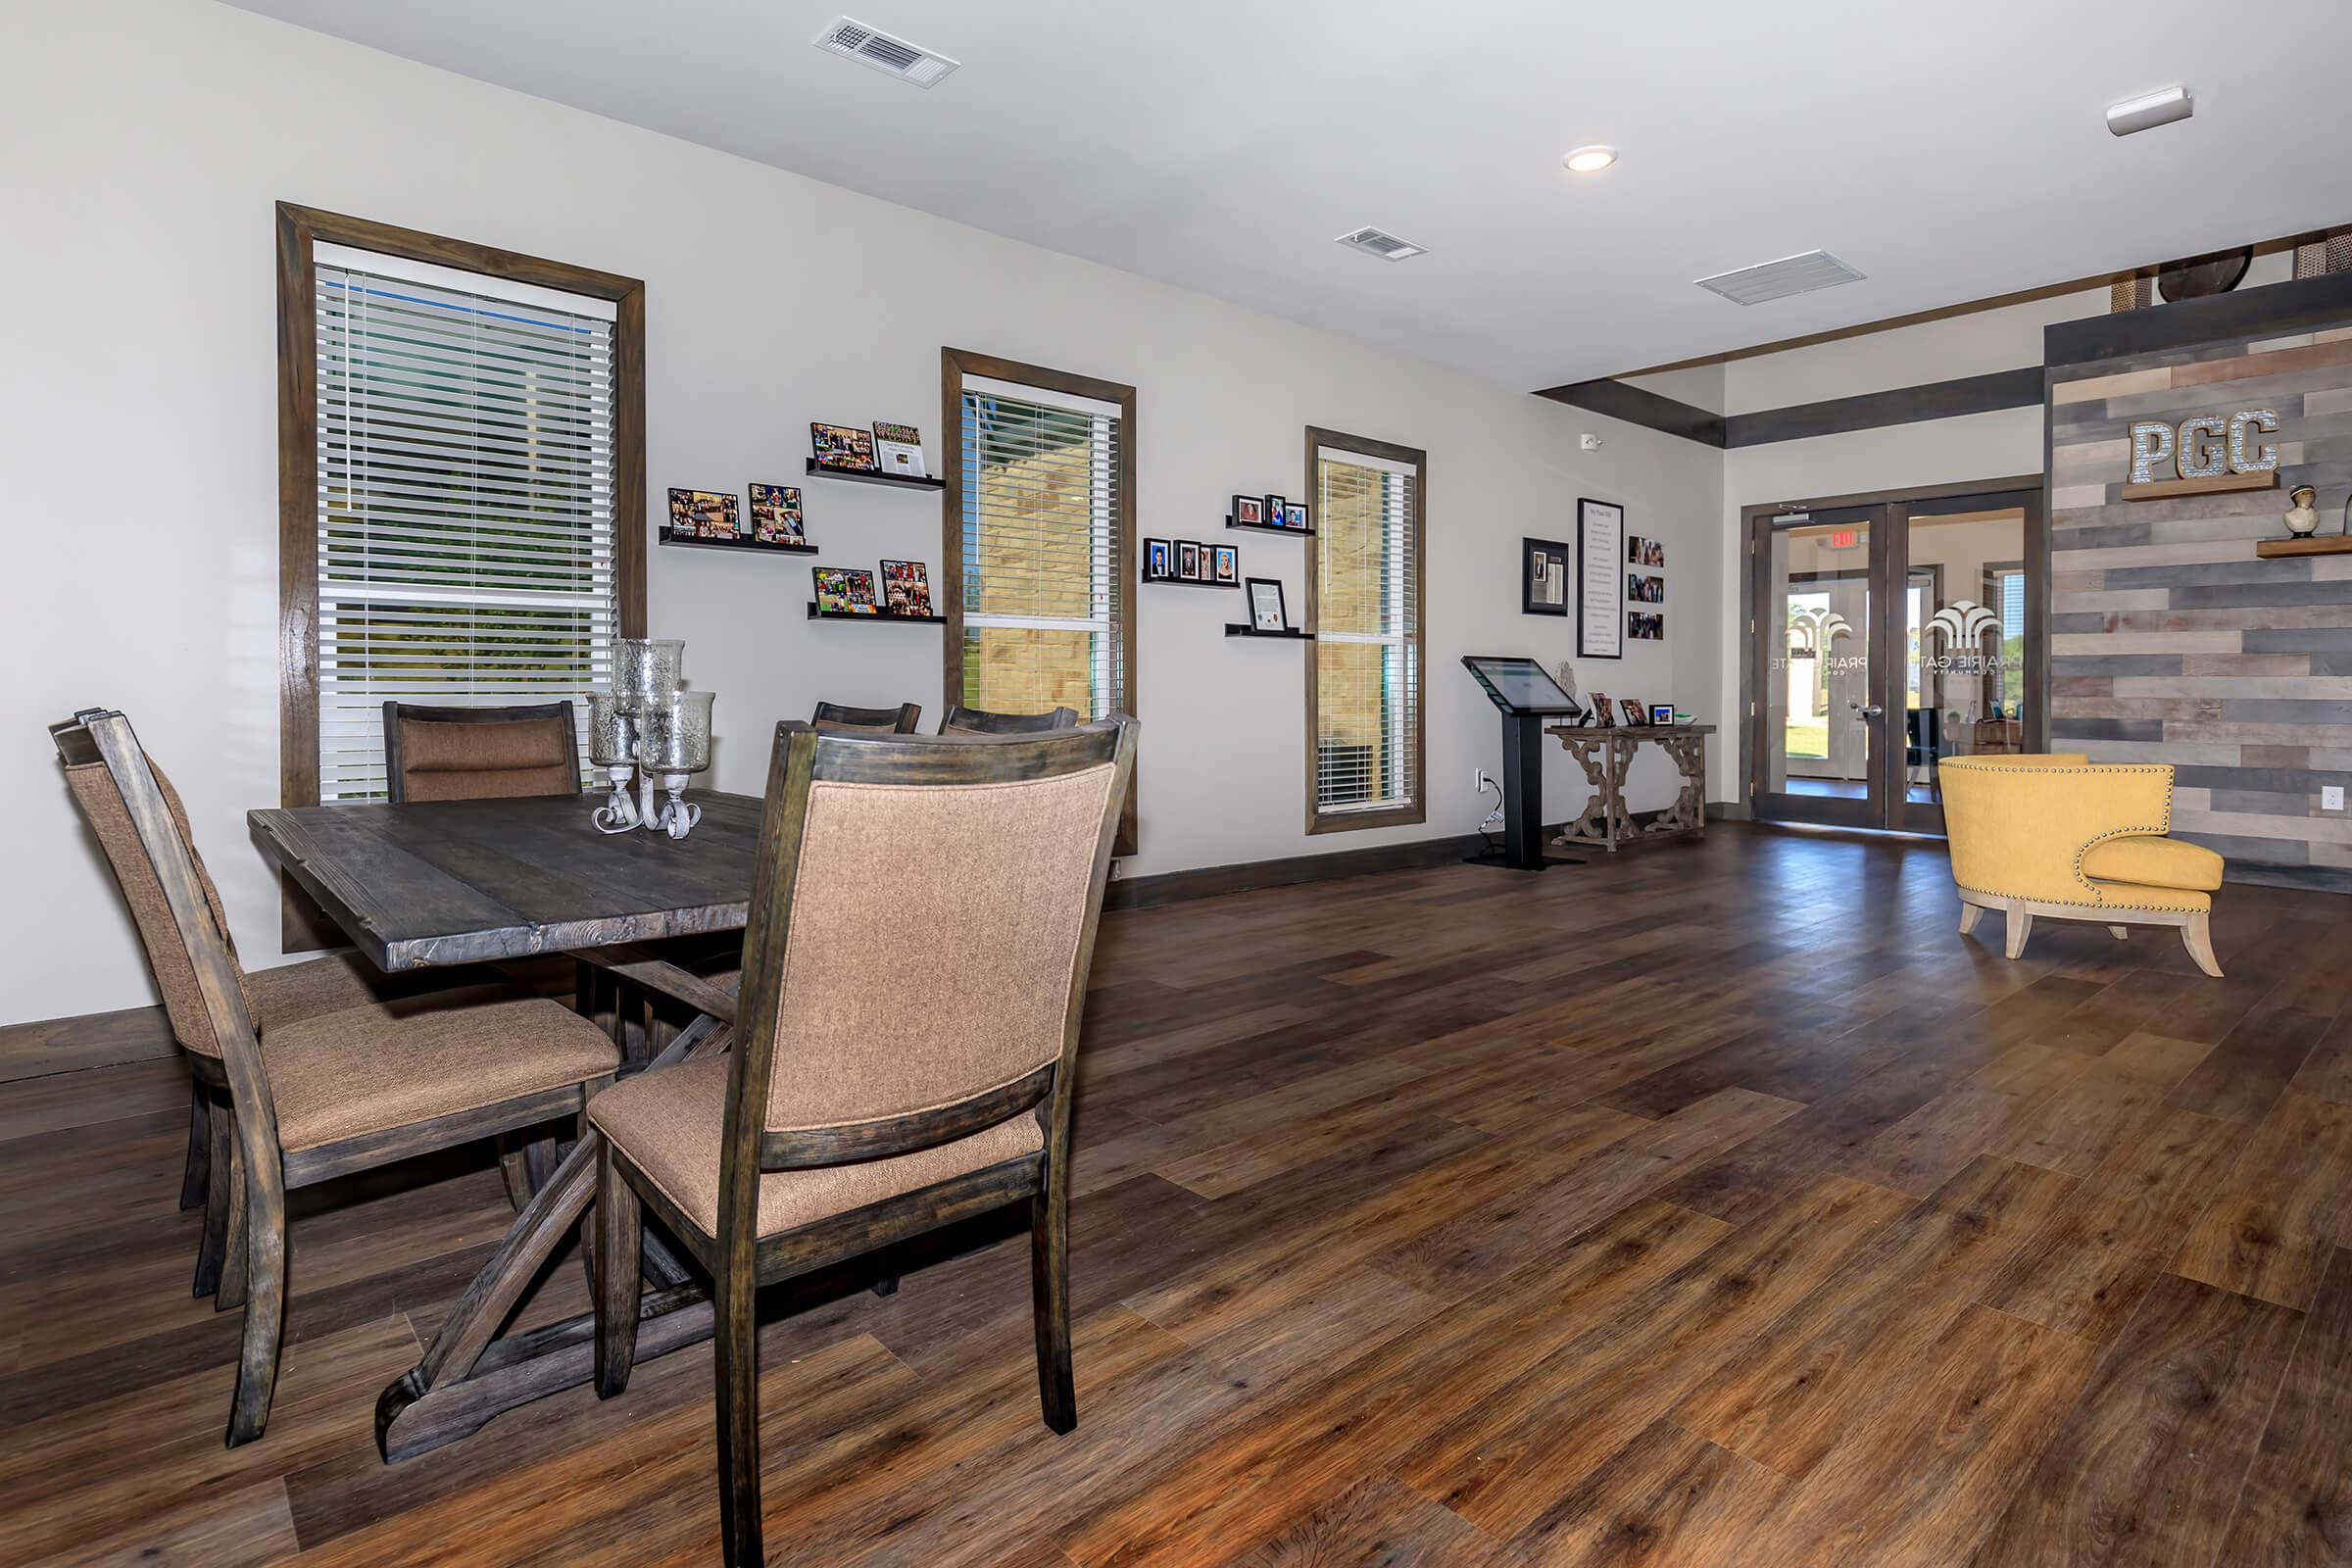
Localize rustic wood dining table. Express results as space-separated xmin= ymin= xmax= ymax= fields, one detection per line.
xmin=248 ymin=790 xmax=766 ymax=1462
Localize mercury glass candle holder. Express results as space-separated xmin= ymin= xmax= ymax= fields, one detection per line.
xmin=636 ymin=689 xmax=714 ymax=839
xmin=586 ymin=691 xmax=639 ymax=767
xmin=612 ymin=638 xmax=685 ymax=712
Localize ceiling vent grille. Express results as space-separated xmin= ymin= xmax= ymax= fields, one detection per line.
xmin=814 ymin=17 xmax=959 ymax=87
xmin=1335 ymin=226 xmax=1427 ymax=263
xmin=1694 ymin=249 xmax=1865 ymax=306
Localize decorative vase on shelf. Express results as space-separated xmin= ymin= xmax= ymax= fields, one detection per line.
xmin=2283 ymin=485 xmax=2321 ymax=538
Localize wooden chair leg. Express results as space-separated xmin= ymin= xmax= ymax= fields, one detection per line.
xmin=1958 ymin=901 xmax=1984 ymax=936
xmin=179 ymin=1081 xmax=211 ymax=1210
xmin=1030 ymin=1190 xmax=1075 ymax=1434
xmin=871 ymin=1276 xmax=900 ymax=1298
xmin=224 ymin=1186 xmax=288 ymax=1447
xmin=713 ymin=1264 xmax=763 ymax=1568
xmin=2108 ymin=925 xmax=2130 ymax=941
xmin=2180 ymin=912 xmax=2225 ymax=978
xmin=192 ymin=1093 xmax=232 ymax=1298
xmin=593 ymin=1143 xmax=642 ymax=1399
xmin=2004 ymin=910 xmax=2034 ymax=960
xmin=217 ymin=1134 xmax=249 ymax=1312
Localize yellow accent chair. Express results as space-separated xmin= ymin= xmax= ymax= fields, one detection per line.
xmin=1937 ymin=754 xmax=2225 ymax=976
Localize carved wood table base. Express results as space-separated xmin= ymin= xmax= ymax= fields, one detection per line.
xmin=1544 ymin=724 xmax=1715 ymax=854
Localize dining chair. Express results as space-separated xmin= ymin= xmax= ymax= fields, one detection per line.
xmin=51 ymin=708 xmax=623 ymax=1446
xmin=937 ymin=704 xmax=1079 ymax=736
xmin=809 ymin=700 xmax=921 ymax=734
xmin=382 ymin=700 xmax=582 ymax=803
xmin=588 ymin=714 xmax=1139 ymax=1567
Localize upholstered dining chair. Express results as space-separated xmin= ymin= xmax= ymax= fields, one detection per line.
xmin=809 ymin=700 xmax=921 ymax=734
xmin=937 ymin=704 xmax=1079 ymax=736
xmin=52 ymin=709 xmax=622 ymax=1446
xmin=382 ymin=700 xmax=581 ymax=803
xmin=588 ymin=714 xmax=1138 ymax=1567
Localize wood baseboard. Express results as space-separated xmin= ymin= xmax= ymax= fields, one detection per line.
xmin=0 ymin=1004 xmax=174 ymax=1084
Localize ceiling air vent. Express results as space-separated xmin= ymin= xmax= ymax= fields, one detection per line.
xmin=1335 ymin=226 xmax=1427 ymax=263
xmin=1694 ymin=249 xmax=1865 ymax=306
xmin=813 ymin=17 xmax=960 ymax=87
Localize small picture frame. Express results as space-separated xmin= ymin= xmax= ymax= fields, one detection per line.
xmin=1144 ymin=537 xmax=1173 ymax=581
xmin=1628 ymin=572 xmax=1664 ymax=605
xmin=1283 ymin=502 xmax=1311 ymax=532
xmin=1179 ymin=541 xmax=1202 ymax=581
xmin=1247 ymin=577 xmax=1289 ymax=632
xmin=1619 ymin=698 xmax=1647 ymax=727
xmin=1523 ymin=535 xmax=1570 ymax=616
xmin=1264 ymin=494 xmax=1288 ymax=528
xmin=871 ymin=421 xmax=926 ymax=479
xmin=810 ymin=422 xmax=879 ymax=472
xmin=666 ymin=488 xmax=740 ymax=541
xmin=812 ymin=565 xmax=878 ymax=614
xmin=1627 ymin=536 xmax=1665 ymax=568
xmin=1590 ymin=692 xmax=1615 ymax=727
xmin=879 ymin=559 xmax=934 ymax=617
xmin=1212 ymin=544 xmax=1239 ymax=583
xmin=1628 ymin=612 xmax=1664 ymax=641
xmin=1233 ymin=494 xmax=1265 ymax=527
xmin=748 ymin=483 xmax=804 ymax=544
xmin=1649 ymin=703 xmax=1676 ymax=726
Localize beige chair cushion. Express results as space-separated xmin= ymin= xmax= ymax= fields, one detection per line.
xmin=394 ymin=715 xmax=576 ymax=803
xmin=245 ymin=952 xmax=407 ymax=1030
xmin=2080 ymin=835 xmax=2224 ymax=894
xmin=589 ymin=1054 xmax=1042 ymax=1237
xmin=264 ymin=991 xmax=618 ymax=1152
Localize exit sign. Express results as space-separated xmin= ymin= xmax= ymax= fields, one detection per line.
xmin=1829 ymin=529 xmax=1859 ymax=550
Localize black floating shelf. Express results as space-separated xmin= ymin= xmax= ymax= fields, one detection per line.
xmin=1225 ymin=517 xmax=1316 ymax=538
xmin=806 ymin=603 xmax=946 ymax=623
xmin=1225 ymin=625 xmax=1315 ymax=639
xmin=804 ymin=460 xmax=946 ymax=491
xmin=1146 ymin=577 xmax=1239 ymax=590
xmin=660 ymin=529 xmax=818 ymax=555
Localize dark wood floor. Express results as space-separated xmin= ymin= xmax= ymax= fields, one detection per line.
xmin=8 ymin=823 xmax=2352 ymax=1565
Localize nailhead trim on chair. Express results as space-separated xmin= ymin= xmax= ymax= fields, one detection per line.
xmin=1941 ymin=760 xmax=2194 ymax=911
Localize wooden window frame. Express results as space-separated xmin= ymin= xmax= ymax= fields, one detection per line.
xmin=1303 ymin=426 xmax=1427 ymax=835
xmin=275 ymin=203 xmax=645 ymax=946
xmin=939 ymin=347 xmax=1138 ymax=856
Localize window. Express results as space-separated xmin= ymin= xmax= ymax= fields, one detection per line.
xmin=277 ymin=206 xmax=643 ymax=937
xmin=1306 ymin=428 xmax=1425 ymax=832
xmin=941 ymin=349 xmax=1136 ymax=848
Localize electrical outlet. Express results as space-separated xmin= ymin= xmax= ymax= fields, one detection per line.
xmin=2326 ymin=785 xmax=2345 ymax=812
xmin=1473 ymin=767 xmax=1492 ymax=794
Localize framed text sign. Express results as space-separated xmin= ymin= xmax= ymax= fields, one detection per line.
xmin=1577 ymin=497 xmax=1624 ymax=659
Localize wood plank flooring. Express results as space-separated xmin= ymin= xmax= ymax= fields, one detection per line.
xmin=7 ymin=824 xmax=2352 ymax=1565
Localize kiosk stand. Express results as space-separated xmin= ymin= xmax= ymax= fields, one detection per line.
xmin=1460 ymin=656 xmax=1588 ymax=871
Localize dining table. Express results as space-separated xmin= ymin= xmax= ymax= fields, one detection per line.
xmin=248 ymin=789 xmax=766 ymax=1462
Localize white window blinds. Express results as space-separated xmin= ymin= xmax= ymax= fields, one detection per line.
xmin=956 ymin=374 xmax=1125 ymax=719
xmin=313 ymin=245 xmax=616 ymax=800
xmin=1313 ymin=445 xmax=1420 ymax=815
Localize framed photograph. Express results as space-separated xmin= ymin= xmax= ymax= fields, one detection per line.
xmin=747 ymin=483 xmax=804 ymax=544
xmin=1590 ymin=691 xmax=1615 ymax=727
xmin=812 ymin=565 xmax=877 ymax=614
xmin=1247 ymin=577 xmax=1289 ymax=632
xmin=1577 ymin=498 xmax=1625 ymax=659
xmin=1628 ymin=611 xmax=1664 ymax=641
xmin=1212 ymin=544 xmax=1239 ymax=583
xmin=871 ymin=421 xmax=926 ymax=479
xmin=666 ymin=488 xmax=739 ymax=540
xmin=1144 ymin=537 xmax=1173 ymax=581
xmin=1627 ymin=535 xmax=1665 ymax=568
xmin=1619 ymin=698 xmax=1648 ymax=727
xmin=1179 ymin=541 xmax=1202 ymax=581
xmin=1283 ymin=501 xmax=1311 ymax=532
xmin=1264 ymin=494 xmax=1288 ymax=528
xmin=1649 ymin=703 xmax=1676 ymax=726
xmin=810 ymin=421 xmax=879 ymax=472
xmin=1522 ymin=535 xmax=1569 ymax=616
xmin=879 ymin=559 xmax=934 ymax=617
xmin=1232 ymin=494 xmax=1264 ymax=527
xmin=1628 ymin=572 xmax=1664 ymax=604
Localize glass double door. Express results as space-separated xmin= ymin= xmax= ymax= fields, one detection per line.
xmin=1750 ymin=487 xmax=2040 ymax=835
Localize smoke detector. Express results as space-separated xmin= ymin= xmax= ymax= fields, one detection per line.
xmin=1335 ymin=226 xmax=1427 ymax=263
xmin=1694 ymin=249 xmax=1865 ymax=307
xmin=813 ymin=17 xmax=959 ymax=87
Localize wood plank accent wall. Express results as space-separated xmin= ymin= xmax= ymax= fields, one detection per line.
xmin=2047 ymin=320 xmax=2352 ymax=890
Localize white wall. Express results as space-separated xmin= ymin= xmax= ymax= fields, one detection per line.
xmin=0 ymin=0 xmax=1722 ymax=1027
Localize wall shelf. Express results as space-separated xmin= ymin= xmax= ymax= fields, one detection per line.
xmin=660 ymin=529 xmax=818 ymax=555
xmin=1225 ymin=625 xmax=1314 ymax=639
xmin=806 ymin=604 xmax=946 ymax=623
xmin=1225 ymin=517 xmax=1315 ymax=539
xmin=1146 ymin=576 xmax=1239 ymax=590
xmin=2254 ymin=535 xmax=2352 ymax=559
xmin=804 ymin=460 xmax=946 ymax=491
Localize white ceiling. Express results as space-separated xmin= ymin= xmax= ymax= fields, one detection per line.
xmin=224 ymin=0 xmax=2352 ymax=390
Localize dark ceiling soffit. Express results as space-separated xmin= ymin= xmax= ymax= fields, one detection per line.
xmin=1537 ymin=367 xmax=2042 ymax=450
xmin=2045 ymin=267 xmax=2352 ymax=368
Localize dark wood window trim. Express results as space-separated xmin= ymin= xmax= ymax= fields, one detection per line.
xmin=939 ymin=347 xmax=1139 ymax=856
xmin=1303 ymin=426 xmax=1428 ymax=836
xmin=275 ymin=203 xmax=646 ymax=946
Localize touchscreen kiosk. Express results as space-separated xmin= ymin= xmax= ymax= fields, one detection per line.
xmin=1460 ymin=656 xmax=1587 ymax=870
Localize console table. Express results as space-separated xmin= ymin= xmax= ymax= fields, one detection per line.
xmin=1546 ymin=724 xmax=1716 ymax=853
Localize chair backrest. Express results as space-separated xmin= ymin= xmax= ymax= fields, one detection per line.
xmin=1938 ymin=754 xmax=2174 ymax=904
xmin=383 ymin=701 xmax=581 ymax=804
xmin=810 ymin=701 xmax=921 ymax=736
xmin=719 ymin=717 xmax=1138 ymax=1232
xmin=938 ymin=705 xmax=1079 ymax=737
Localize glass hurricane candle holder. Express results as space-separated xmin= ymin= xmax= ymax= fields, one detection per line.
xmin=635 ymin=689 xmax=714 ymax=838
xmin=613 ymin=638 xmax=684 ymax=712
xmin=587 ymin=692 xmax=644 ymax=834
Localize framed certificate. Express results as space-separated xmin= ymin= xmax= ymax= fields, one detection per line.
xmin=1577 ymin=498 xmax=1624 ymax=659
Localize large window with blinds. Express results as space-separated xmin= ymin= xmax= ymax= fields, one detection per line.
xmin=1306 ymin=428 xmax=1425 ymax=833
xmin=941 ymin=349 xmax=1137 ymax=847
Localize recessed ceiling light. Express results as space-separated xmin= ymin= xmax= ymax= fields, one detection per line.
xmin=1563 ymin=145 xmax=1617 ymax=173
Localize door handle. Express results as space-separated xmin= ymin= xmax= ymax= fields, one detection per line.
xmin=1847 ymin=702 xmax=1886 ymax=719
